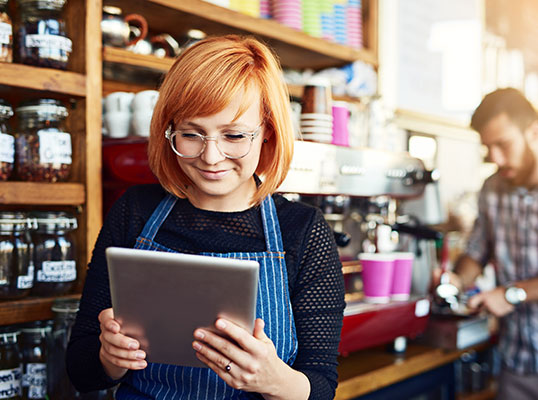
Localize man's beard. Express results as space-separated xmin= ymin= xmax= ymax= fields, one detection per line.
xmin=508 ymin=143 xmax=536 ymax=186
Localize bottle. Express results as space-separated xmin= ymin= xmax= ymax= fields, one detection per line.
xmin=20 ymin=321 xmax=50 ymax=400
xmin=0 ymin=99 xmax=15 ymax=181
xmin=0 ymin=0 xmax=13 ymax=62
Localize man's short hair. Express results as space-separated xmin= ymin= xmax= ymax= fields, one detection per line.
xmin=471 ymin=88 xmax=538 ymax=133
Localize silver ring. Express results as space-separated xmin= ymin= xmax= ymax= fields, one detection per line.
xmin=225 ymin=361 xmax=232 ymax=372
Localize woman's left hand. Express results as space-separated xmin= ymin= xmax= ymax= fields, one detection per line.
xmin=192 ymin=318 xmax=303 ymax=398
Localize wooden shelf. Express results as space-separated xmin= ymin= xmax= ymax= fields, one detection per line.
xmin=0 ymin=182 xmax=85 ymax=205
xmin=0 ymin=63 xmax=86 ymax=97
xmin=0 ymin=294 xmax=81 ymax=326
xmin=103 ymin=46 xmax=174 ymax=73
xmin=105 ymin=0 xmax=377 ymax=70
xmin=458 ymin=385 xmax=497 ymax=400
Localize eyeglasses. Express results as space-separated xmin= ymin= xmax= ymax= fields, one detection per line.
xmin=165 ymin=124 xmax=263 ymax=159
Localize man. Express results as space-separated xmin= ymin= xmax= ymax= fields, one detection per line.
xmin=452 ymin=88 xmax=538 ymax=399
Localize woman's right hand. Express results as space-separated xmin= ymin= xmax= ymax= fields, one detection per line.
xmin=98 ymin=308 xmax=147 ymax=380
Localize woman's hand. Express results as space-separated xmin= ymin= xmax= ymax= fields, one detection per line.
xmin=192 ymin=318 xmax=310 ymax=400
xmin=98 ymin=308 xmax=147 ymax=380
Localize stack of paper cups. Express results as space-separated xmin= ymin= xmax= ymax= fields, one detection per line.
xmin=333 ymin=0 xmax=347 ymax=45
xmin=302 ymin=0 xmax=322 ymax=38
xmin=260 ymin=0 xmax=271 ymax=18
xmin=272 ymin=0 xmax=302 ymax=31
xmin=320 ymin=0 xmax=335 ymax=41
xmin=346 ymin=0 xmax=363 ymax=49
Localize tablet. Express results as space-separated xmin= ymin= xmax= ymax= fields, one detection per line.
xmin=105 ymin=246 xmax=259 ymax=367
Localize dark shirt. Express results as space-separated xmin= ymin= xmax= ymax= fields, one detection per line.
xmin=66 ymin=184 xmax=345 ymax=399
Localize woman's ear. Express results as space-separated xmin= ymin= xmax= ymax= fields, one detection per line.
xmin=525 ymin=120 xmax=538 ymax=144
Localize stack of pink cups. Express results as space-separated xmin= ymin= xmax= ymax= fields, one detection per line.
xmin=359 ymin=252 xmax=415 ymax=303
xmin=272 ymin=0 xmax=302 ymax=31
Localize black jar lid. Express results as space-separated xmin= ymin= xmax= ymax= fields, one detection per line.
xmin=20 ymin=320 xmax=52 ymax=334
xmin=17 ymin=0 xmax=67 ymax=11
xmin=0 ymin=326 xmax=21 ymax=341
xmin=0 ymin=99 xmax=13 ymax=120
xmin=30 ymin=211 xmax=77 ymax=232
xmin=16 ymin=99 xmax=69 ymax=120
xmin=51 ymin=297 xmax=80 ymax=314
xmin=0 ymin=212 xmax=37 ymax=232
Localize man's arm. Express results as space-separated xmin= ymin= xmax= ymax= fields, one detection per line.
xmin=454 ymin=254 xmax=484 ymax=290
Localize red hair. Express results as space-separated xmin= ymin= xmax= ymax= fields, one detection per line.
xmin=148 ymin=35 xmax=294 ymax=206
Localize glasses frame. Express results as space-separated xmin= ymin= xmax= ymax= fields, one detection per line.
xmin=165 ymin=124 xmax=263 ymax=159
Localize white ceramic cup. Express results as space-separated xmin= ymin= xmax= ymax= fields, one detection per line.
xmin=104 ymin=111 xmax=132 ymax=138
xmin=132 ymin=110 xmax=154 ymax=137
xmin=132 ymin=90 xmax=159 ymax=112
xmin=105 ymin=92 xmax=135 ymax=113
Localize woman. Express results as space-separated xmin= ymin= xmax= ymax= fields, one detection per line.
xmin=67 ymin=35 xmax=345 ymax=399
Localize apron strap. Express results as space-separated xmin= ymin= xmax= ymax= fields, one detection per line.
xmin=260 ymin=195 xmax=284 ymax=253
xmin=138 ymin=193 xmax=178 ymax=241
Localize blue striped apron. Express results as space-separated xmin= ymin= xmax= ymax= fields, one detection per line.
xmin=116 ymin=194 xmax=298 ymax=399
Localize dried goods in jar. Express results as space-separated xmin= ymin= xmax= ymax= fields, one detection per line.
xmin=15 ymin=98 xmax=72 ymax=182
xmin=0 ymin=99 xmax=14 ymax=181
xmin=17 ymin=0 xmax=72 ymax=70
xmin=0 ymin=0 xmax=13 ymax=62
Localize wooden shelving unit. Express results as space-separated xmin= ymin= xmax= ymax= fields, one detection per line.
xmin=0 ymin=63 xmax=87 ymax=97
xmin=0 ymin=182 xmax=85 ymax=205
xmin=105 ymin=0 xmax=377 ymax=70
xmin=0 ymin=294 xmax=81 ymax=326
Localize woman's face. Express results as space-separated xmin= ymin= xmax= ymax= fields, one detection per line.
xmin=174 ymin=89 xmax=266 ymax=211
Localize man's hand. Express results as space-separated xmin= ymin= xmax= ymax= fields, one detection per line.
xmin=467 ymin=287 xmax=515 ymax=317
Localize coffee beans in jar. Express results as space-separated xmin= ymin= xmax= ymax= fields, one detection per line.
xmin=15 ymin=99 xmax=71 ymax=182
xmin=0 ymin=212 xmax=35 ymax=300
xmin=0 ymin=99 xmax=14 ymax=181
xmin=17 ymin=0 xmax=72 ymax=70
xmin=30 ymin=211 xmax=77 ymax=297
xmin=0 ymin=0 xmax=13 ymax=62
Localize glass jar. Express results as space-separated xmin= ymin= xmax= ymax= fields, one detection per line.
xmin=0 ymin=0 xmax=13 ymax=62
xmin=0 ymin=212 xmax=35 ymax=300
xmin=48 ymin=298 xmax=78 ymax=399
xmin=0 ymin=99 xmax=14 ymax=181
xmin=15 ymin=99 xmax=71 ymax=182
xmin=17 ymin=0 xmax=71 ymax=69
xmin=30 ymin=211 xmax=77 ymax=296
xmin=0 ymin=327 xmax=22 ymax=400
xmin=20 ymin=321 xmax=50 ymax=400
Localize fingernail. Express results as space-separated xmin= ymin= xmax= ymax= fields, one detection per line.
xmin=128 ymin=342 xmax=138 ymax=350
xmin=135 ymin=351 xmax=145 ymax=360
xmin=216 ymin=320 xmax=226 ymax=329
xmin=137 ymin=361 xmax=147 ymax=368
xmin=192 ymin=342 xmax=202 ymax=351
xmin=194 ymin=330 xmax=205 ymax=339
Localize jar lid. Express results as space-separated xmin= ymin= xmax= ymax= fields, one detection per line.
xmin=0 ymin=99 xmax=14 ymax=120
xmin=30 ymin=211 xmax=78 ymax=231
xmin=0 ymin=0 xmax=8 ymax=7
xmin=0 ymin=212 xmax=37 ymax=232
xmin=51 ymin=297 xmax=80 ymax=313
xmin=17 ymin=0 xmax=67 ymax=11
xmin=0 ymin=325 xmax=20 ymax=336
xmin=21 ymin=320 xmax=52 ymax=334
xmin=103 ymin=5 xmax=122 ymax=15
xmin=16 ymin=99 xmax=69 ymax=120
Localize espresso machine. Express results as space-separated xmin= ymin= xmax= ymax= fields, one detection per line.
xmin=278 ymin=140 xmax=440 ymax=355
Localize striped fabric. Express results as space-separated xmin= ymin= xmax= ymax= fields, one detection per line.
xmin=466 ymin=173 xmax=538 ymax=374
xmin=116 ymin=195 xmax=298 ymax=399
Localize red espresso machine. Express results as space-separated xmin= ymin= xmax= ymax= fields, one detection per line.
xmin=103 ymin=139 xmax=436 ymax=356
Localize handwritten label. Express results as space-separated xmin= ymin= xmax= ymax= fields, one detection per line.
xmin=0 ymin=133 xmax=14 ymax=163
xmin=37 ymin=260 xmax=76 ymax=282
xmin=38 ymin=131 xmax=72 ymax=165
xmin=17 ymin=265 xmax=34 ymax=289
xmin=25 ymin=34 xmax=72 ymax=52
xmin=22 ymin=363 xmax=46 ymax=399
xmin=0 ymin=368 xmax=22 ymax=399
xmin=0 ymin=22 xmax=11 ymax=45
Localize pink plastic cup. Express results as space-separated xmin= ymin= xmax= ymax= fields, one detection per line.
xmin=331 ymin=101 xmax=349 ymax=146
xmin=390 ymin=252 xmax=414 ymax=301
xmin=359 ymin=253 xmax=395 ymax=303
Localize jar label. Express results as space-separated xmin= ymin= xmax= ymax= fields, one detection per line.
xmin=0 ymin=367 xmax=22 ymax=399
xmin=0 ymin=22 xmax=12 ymax=45
xmin=38 ymin=131 xmax=72 ymax=165
xmin=25 ymin=34 xmax=72 ymax=52
xmin=22 ymin=363 xmax=46 ymax=399
xmin=17 ymin=265 xmax=34 ymax=289
xmin=0 ymin=133 xmax=14 ymax=163
xmin=37 ymin=260 xmax=76 ymax=282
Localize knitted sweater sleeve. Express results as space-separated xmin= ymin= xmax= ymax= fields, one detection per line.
xmin=290 ymin=209 xmax=345 ymax=399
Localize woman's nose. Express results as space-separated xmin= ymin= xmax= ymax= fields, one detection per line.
xmin=200 ymin=138 xmax=225 ymax=164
